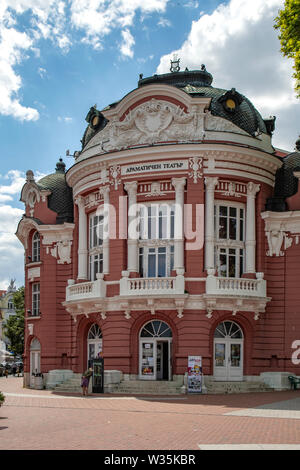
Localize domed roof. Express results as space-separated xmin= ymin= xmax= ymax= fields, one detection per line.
xmin=37 ymin=159 xmax=73 ymax=223
xmin=80 ymin=65 xmax=273 ymax=151
xmin=138 ymin=66 xmax=268 ymax=137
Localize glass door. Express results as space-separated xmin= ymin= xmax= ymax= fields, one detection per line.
xmin=214 ymin=341 xmax=227 ymax=381
xmin=140 ymin=340 xmax=156 ymax=380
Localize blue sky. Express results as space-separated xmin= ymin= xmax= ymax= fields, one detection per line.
xmin=0 ymin=0 xmax=299 ymax=289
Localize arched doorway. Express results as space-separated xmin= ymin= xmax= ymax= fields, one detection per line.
xmin=213 ymin=321 xmax=244 ymax=381
xmin=139 ymin=320 xmax=172 ymax=381
xmin=87 ymin=324 xmax=102 ymax=367
xmin=30 ymin=338 xmax=41 ymax=387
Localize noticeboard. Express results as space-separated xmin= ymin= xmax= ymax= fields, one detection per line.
xmin=187 ymin=356 xmax=202 ymax=393
xmin=92 ymin=358 xmax=104 ymax=393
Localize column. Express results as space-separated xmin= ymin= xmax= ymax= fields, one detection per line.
xmin=204 ymin=177 xmax=218 ymax=272
xmin=172 ymin=177 xmax=186 ymax=272
xmin=124 ymin=181 xmax=138 ymax=273
xmin=245 ymin=182 xmax=260 ymax=274
xmin=75 ymin=196 xmax=88 ymax=280
xmin=100 ymin=185 xmax=110 ymax=274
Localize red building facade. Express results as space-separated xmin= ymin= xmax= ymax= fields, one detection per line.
xmin=17 ymin=66 xmax=300 ymax=392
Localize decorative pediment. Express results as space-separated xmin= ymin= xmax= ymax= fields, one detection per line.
xmin=84 ymin=98 xmax=207 ymax=152
xmin=20 ymin=171 xmax=51 ymax=217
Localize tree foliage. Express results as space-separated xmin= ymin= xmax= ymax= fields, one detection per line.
xmin=274 ymin=0 xmax=300 ymax=97
xmin=3 ymin=286 xmax=25 ymax=357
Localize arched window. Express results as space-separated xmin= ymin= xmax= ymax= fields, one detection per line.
xmin=140 ymin=320 xmax=172 ymax=338
xmin=214 ymin=321 xmax=243 ymax=339
xmin=32 ymin=232 xmax=40 ymax=262
xmin=87 ymin=324 xmax=102 ymax=365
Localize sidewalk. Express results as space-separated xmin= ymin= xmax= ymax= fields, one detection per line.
xmin=1 ymin=376 xmax=300 ymax=450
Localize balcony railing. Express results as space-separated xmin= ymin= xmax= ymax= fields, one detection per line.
xmin=206 ymin=273 xmax=266 ymax=298
xmin=120 ymin=271 xmax=185 ymax=296
xmin=66 ymin=276 xmax=106 ymax=302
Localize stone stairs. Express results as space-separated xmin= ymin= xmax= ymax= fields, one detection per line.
xmin=111 ymin=379 xmax=184 ymax=395
xmin=52 ymin=374 xmax=82 ymax=394
xmin=51 ymin=374 xmax=274 ymax=396
xmin=204 ymin=380 xmax=274 ymax=394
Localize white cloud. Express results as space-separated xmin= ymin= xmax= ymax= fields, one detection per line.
xmin=157 ymin=0 xmax=299 ymax=151
xmin=70 ymin=0 xmax=169 ymax=49
xmin=120 ymin=29 xmax=135 ymax=58
xmin=157 ymin=17 xmax=171 ymax=27
xmin=58 ymin=116 xmax=73 ymax=123
xmin=38 ymin=66 xmax=47 ymax=78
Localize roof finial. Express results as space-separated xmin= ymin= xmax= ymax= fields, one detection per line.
xmin=170 ymin=54 xmax=180 ymax=73
xmin=55 ymin=158 xmax=66 ymax=173
xmin=295 ymin=136 xmax=300 ymax=152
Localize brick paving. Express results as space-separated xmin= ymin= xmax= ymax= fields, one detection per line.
xmin=1 ymin=376 xmax=300 ymax=450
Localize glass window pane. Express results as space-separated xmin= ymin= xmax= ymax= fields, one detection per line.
xmin=158 ymin=252 xmax=166 ymax=277
xmin=230 ymin=344 xmax=241 ymax=367
xmin=229 ymin=207 xmax=237 ymax=217
xmin=148 ymin=253 xmax=156 ymax=277
xmin=229 ymin=217 xmax=237 ymax=240
xmin=219 ymin=206 xmax=228 ymax=216
xmin=215 ymin=343 xmax=226 ymax=366
xmin=219 ymin=217 xmax=227 ymax=238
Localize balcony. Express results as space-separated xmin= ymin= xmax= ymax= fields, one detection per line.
xmin=206 ymin=273 xmax=267 ymax=298
xmin=120 ymin=271 xmax=185 ymax=296
xmin=66 ymin=275 xmax=106 ymax=302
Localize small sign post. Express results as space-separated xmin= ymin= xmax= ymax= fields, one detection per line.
xmin=187 ymin=356 xmax=202 ymax=393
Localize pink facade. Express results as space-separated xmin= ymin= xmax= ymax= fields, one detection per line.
xmin=16 ymin=67 xmax=300 ymax=391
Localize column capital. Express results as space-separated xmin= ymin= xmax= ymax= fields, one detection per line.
xmin=124 ymin=181 xmax=138 ymax=196
xmin=204 ymin=176 xmax=218 ymax=191
xmin=99 ymin=185 xmax=110 ymax=200
xmin=247 ymin=182 xmax=260 ymax=197
xmin=172 ymin=177 xmax=186 ymax=192
xmin=74 ymin=195 xmax=85 ymax=209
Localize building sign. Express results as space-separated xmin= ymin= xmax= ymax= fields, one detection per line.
xmin=121 ymin=159 xmax=188 ymax=176
xmin=187 ymin=356 xmax=202 ymax=393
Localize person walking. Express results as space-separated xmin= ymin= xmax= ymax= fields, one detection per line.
xmin=4 ymin=368 xmax=8 ymax=379
xmin=81 ymin=367 xmax=93 ymax=396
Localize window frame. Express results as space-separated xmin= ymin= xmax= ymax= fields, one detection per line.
xmin=88 ymin=211 xmax=104 ymax=281
xmin=138 ymin=202 xmax=175 ymax=278
xmin=214 ymin=201 xmax=245 ymax=278
xmin=32 ymin=231 xmax=40 ymax=262
xmin=32 ymin=282 xmax=40 ymax=316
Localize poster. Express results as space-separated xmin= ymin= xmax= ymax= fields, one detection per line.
xmin=187 ymin=356 xmax=202 ymax=393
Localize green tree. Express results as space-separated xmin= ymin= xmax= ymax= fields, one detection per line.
xmin=274 ymin=0 xmax=300 ymax=97
xmin=3 ymin=286 xmax=25 ymax=357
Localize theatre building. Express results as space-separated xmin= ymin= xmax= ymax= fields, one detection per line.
xmin=17 ymin=63 xmax=300 ymax=393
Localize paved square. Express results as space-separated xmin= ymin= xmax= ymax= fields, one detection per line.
xmin=1 ymin=377 xmax=300 ymax=450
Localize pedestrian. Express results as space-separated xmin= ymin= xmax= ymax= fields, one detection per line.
xmin=4 ymin=368 xmax=8 ymax=379
xmin=12 ymin=365 xmax=16 ymax=376
xmin=81 ymin=367 xmax=93 ymax=396
xmin=16 ymin=367 xmax=20 ymax=377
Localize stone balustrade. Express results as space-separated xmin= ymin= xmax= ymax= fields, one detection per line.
xmin=206 ymin=273 xmax=266 ymax=297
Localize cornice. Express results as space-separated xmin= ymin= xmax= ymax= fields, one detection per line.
xmin=67 ymin=144 xmax=280 ymax=195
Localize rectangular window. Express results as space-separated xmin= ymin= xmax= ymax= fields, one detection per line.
xmin=32 ymin=283 xmax=40 ymax=316
xmin=89 ymin=253 xmax=103 ymax=281
xmin=139 ymin=203 xmax=175 ymax=240
xmin=215 ymin=202 xmax=245 ymax=278
xmin=89 ymin=212 xmax=104 ymax=281
xmin=139 ymin=245 xmax=174 ymax=278
xmin=89 ymin=214 xmax=104 ymax=249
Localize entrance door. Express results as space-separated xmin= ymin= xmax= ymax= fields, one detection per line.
xmin=87 ymin=324 xmax=102 ymax=367
xmin=139 ymin=320 xmax=172 ymax=380
xmin=213 ymin=321 xmax=243 ymax=381
xmin=30 ymin=338 xmax=41 ymax=388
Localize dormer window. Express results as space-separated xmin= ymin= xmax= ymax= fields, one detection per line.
xmin=32 ymin=232 xmax=40 ymax=262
